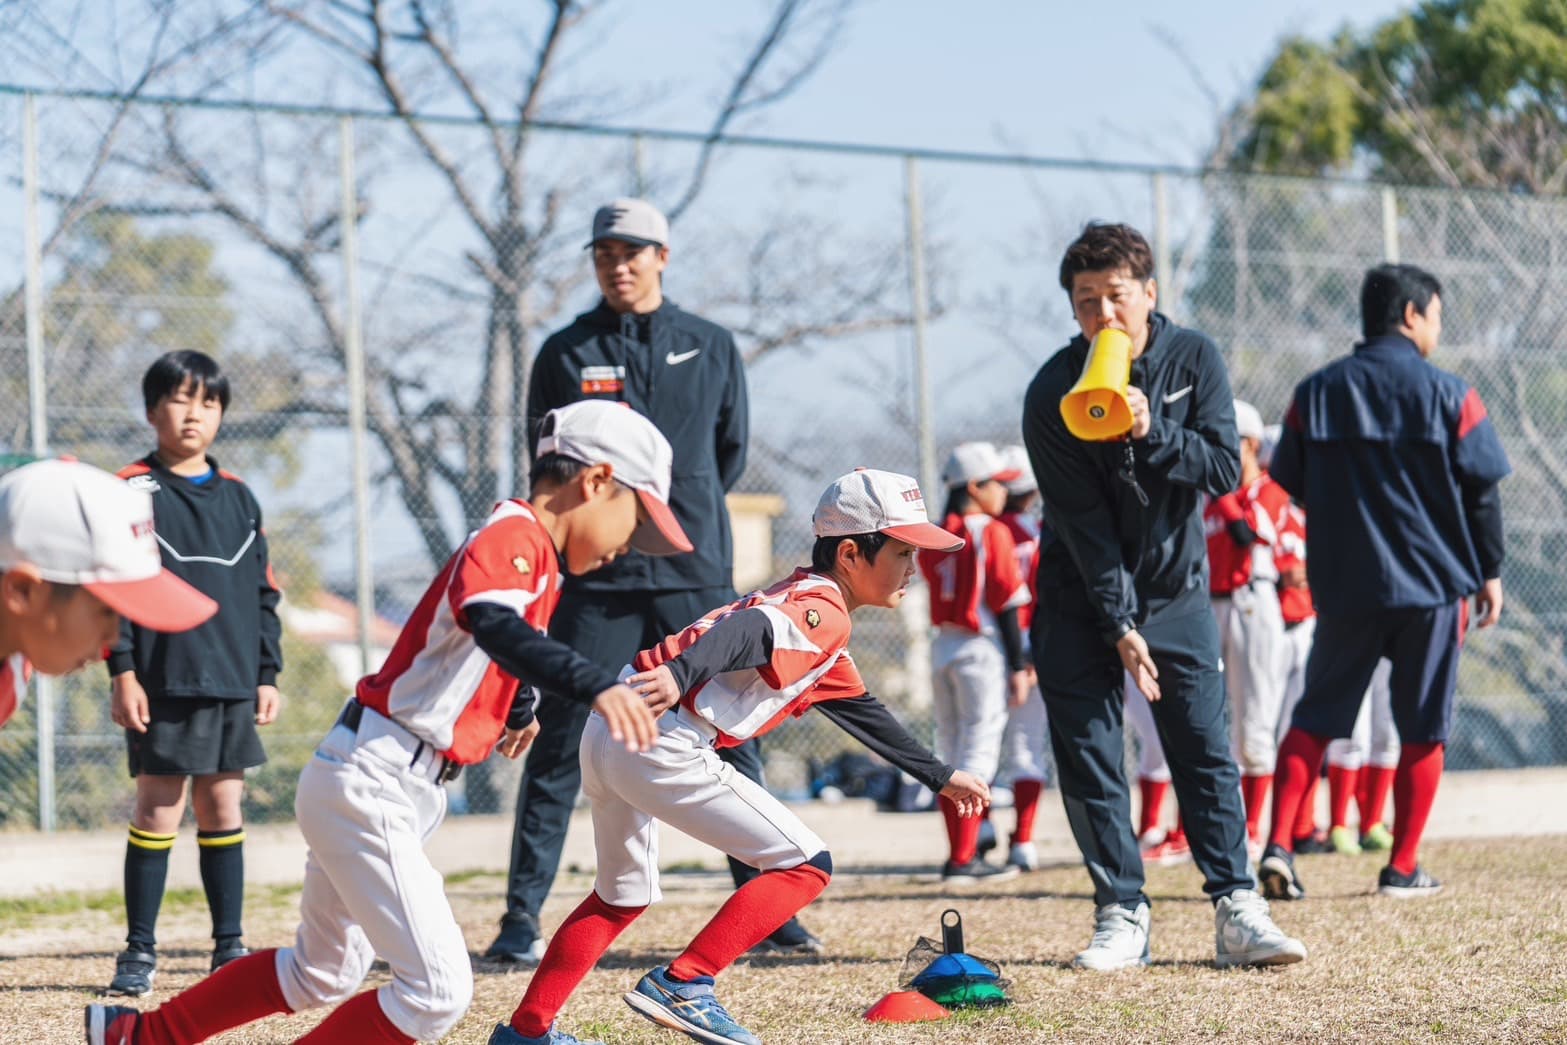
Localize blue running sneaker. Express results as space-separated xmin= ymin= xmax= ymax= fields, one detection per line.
xmin=623 ymin=966 xmax=762 ymax=1045
xmin=487 ymin=1022 xmax=604 ymax=1045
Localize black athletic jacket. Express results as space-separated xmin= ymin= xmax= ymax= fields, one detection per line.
xmin=1023 ymin=313 xmax=1240 ymax=645
xmin=106 ymin=454 xmax=283 ymax=700
xmin=527 ymin=299 xmax=748 ymax=593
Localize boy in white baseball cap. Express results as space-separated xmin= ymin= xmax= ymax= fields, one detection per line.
xmin=494 ymin=468 xmax=991 ymax=1045
xmin=0 ymin=459 xmax=216 ymax=728
xmin=87 ymin=399 xmax=673 ymax=1045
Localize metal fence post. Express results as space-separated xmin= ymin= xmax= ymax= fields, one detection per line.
xmin=901 ymin=156 xmax=936 ymax=715
xmin=340 ymin=117 xmax=375 ymax=675
xmin=23 ymin=92 xmax=56 ymax=831
xmin=1381 ymin=186 xmax=1400 ymax=263
xmin=1152 ymin=172 xmax=1172 ymax=300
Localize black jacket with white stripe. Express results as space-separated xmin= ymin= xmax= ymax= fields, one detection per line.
xmin=107 ymin=453 xmax=283 ymax=700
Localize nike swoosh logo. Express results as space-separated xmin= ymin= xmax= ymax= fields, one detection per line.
xmin=666 ymin=349 xmax=701 ymax=366
xmin=1162 ymin=385 xmax=1193 ymax=404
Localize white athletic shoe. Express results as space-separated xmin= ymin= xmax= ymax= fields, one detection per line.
xmin=1072 ymin=901 xmax=1151 ymax=971
xmin=1007 ymin=841 xmax=1039 ymax=871
xmin=1214 ymin=889 xmax=1307 ymax=968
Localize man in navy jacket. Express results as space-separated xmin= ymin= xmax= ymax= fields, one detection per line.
xmin=1024 ymin=222 xmax=1305 ymax=972
xmin=1260 ymin=263 xmax=1511 ymax=902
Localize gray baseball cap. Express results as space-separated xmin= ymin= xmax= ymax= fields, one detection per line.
xmin=588 ymin=198 xmax=669 ymax=249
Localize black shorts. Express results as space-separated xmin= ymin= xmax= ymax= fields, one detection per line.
xmin=127 ymin=697 xmax=268 ymax=777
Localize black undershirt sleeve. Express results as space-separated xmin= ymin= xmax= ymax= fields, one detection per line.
xmin=1227 ymin=518 xmax=1259 ymax=547
xmin=464 ymin=601 xmax=620 ymax=730
xmin=995 ymin=606 xmax=1028 ymax=672
xmin=1463 ymin=482 xmax=1506 ymax=580
xmin=815 ymin=693 xmax=954 ymax=793
xmin=662 ymin=608 xmax=775 ymax=693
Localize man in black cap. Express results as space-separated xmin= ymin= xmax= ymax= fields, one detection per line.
xmin=485 ymin=198 xmax=823 ymax=963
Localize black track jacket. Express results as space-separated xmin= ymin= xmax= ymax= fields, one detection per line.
xmin=527 ymin=299 xmax=748 ymax=593
xmin=1023 ymin=313 xmax=1240 ymax=645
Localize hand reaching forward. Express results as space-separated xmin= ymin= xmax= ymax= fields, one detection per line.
xmin=939 ymin=771 xmax=991 ymax=818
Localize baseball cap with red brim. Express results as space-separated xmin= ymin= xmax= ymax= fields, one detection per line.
xmin=535 ymin=400 xmax=693 ymax=556
xmin=942 ymin=442 xmax=1022 ymax=488
xmin=0 ymin=459 xmax=217 ymax=632
xmin=813 ymin=469 xmax=964 ymax=553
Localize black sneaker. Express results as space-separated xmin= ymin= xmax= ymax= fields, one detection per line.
xmin=483 ymin=911 xmax=545 ymax=965
xmin=976 ymin=819 xmax=998 ymax=858
xmin=1293 ymin=832 xmax=1332 ymax=855
xmin=105 ymin=949 xmax=156 ymax=997
xmin=941 ymin=858 xmax=1021 ymax=885
xmin=1258 ymin=844 xmax=1306 ymax=901
xmin=748 ymin=917 xmax=824 ymax=956
xmin=211 ymin=940 xmax=250 ymax=971
xmin=1378 ymin=864 xmax=1443 ymax=898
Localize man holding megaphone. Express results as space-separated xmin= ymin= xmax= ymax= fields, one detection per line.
xmin=1022 ymin=222 xmax=1305 ymax=973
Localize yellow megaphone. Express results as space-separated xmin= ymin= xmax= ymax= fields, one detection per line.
xmin=1060 ymin=328 xmax=1134 ymax=441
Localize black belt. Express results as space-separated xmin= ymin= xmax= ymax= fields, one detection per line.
xmin=336 ymin=701 xmax=462 ymax=783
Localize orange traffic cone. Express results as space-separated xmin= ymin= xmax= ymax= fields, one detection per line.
xmin=863 ymin=990 xmax=949 ymax=1023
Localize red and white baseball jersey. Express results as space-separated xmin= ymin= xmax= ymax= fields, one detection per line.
xmin=999 ymin=511 xmax=1041 ymax=632
xmin=1204 ymin=475 xmax=1281 ymax=594
xmin=1275 ymin=500 xmax=1315 ymax=624
xmin=918 ymin=513 xmax=1030 ymax=634
xmin=0 ymin=653 xmax=27 ymax=729
xmin=357 ymin=499 xmax=563 ymax=764
xmin=634 ymin=569 xmax=866 ymax=748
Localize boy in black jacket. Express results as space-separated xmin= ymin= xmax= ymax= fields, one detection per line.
xmin=105 ymin=351 xmax=283 ymax=997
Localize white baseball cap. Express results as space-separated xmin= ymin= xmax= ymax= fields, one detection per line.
xmin=813 ymin=469 xmax=964 ymax=552
xmin=0 ymin=459 xmax=217 ymax=631
xmin=535 ymin=400 xmax=693 ymax=555
xmin=1234 ymin=400 xmax=1265 ymax=442
xmin=999 ymin=444 xmax=1037 ymax=495
xmin=941 ymin=442 xmax=1022 ymax=488
xmin=587 ymin=198 xmax=669 ymax=249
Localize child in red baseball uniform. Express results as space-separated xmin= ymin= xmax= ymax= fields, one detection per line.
xmin=918 ymin=442 xmax=1032 ymax=882
xmin=493 ymin=468 xmax=991 ymax=1045
xmin=86 ymin=400 xmax=669 ymax=1045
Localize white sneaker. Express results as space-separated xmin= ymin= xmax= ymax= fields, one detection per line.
xmin=1007 ymin=841 xmax=1039 ymax=871
xmin=1072 ymin=902 xmax=1151 ymax=971
xmin=1214 ymin=889 xmax=1307 ymax=968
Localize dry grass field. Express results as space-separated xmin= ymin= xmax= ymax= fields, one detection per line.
xmin=4 ymin=837 xmax=1566 ymax=1043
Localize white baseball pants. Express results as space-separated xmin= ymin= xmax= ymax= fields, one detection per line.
xmin=1213 ymin=584 xmax=1288 ymax=776
xmin=1328 ymin=659 xmax=1400 ymax=770
xmin=998 ymin=681 xmax=1049 ymax=786
xmin=930 ymin=627 xmax=1009 ymax=780
xmin=1123 ymin=670 xmax=1169 ymax=782
xmin=1278 ymin=617 xmax=1316 ymax=745
xmin=275 ymin=712 xmax=473 ymax=1042
xmin=581 ymin=707 xmax=826 ymax=908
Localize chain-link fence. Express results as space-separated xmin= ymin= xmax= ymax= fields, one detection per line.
xmin=1 ymin=87 xmax=1561 ymax=831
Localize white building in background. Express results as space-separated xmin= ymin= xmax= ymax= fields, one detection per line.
xmin=279 ymin=589 xmax=403 ymax=687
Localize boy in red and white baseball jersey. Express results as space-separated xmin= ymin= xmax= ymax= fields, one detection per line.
xmin=918 ymin=442 xmax=1031 ymax=882
xmin=994 ymin=444 xmax=1049 ymax=871
xmin=1203 ymin=400 xmax=1287 ymax=852
xmin=0 ymin=459 xmax=216 ymax=729
xmin=494 ymin=469 xmax=991 ymax=1045
xmin=86 ymin=400 xmax=673 ymax=1045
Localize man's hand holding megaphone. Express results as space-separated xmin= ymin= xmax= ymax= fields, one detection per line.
xmin=1059 ymin=327 xmax=1152 ymax=442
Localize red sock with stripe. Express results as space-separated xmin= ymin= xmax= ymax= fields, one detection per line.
xmin=134 ymin=949 xmax=289 ymax=1043
xmin=1390 ymin=742 xmax=1444 ymax=876
xmin=1268 ymin=729 xmax=1329 ymax=850
xmin=1240 ymin=774 xmax=1272 ymax=840
xmin=1359 ymin=765 xmax=1396 ymax=827
xmin=939 ymin=795 xmax=981 ymax=864
xmin=1327 ymin=765 xmax=1359 ymax=830
xmin=511 ymin=892 xmax=644 ymax=1039
xmin=1138 ymin=778 xmax=1170 ymax=838
xmin=295 ymin=989 xmax=414 ymax=1044
xmin=668 ymin=863 xmax=831 ymax=982
xmin=1011 ymin=779 xmax=1043 ymax=845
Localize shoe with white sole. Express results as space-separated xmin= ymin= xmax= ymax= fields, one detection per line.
xmin=1072 ymin=901 xmax=1151 ymax=971
xmin=625 ymin=966 xmax=761 ymax=1045
xmin=83 ymin=1004 xmax=140 ymax=1045
xmin=1258 ymin=843 xmax=1306 ymax=901
xmin=1378 ymin=864 xmax=1443 ymax=898
xmin=1214 ymin=889 xmax=1307 ymax=968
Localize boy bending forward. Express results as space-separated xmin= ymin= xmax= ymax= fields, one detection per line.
xmin=493 ymin=468 xmax=991 ymax=1045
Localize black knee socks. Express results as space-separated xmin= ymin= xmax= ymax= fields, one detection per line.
xmin=124 ymin=825 xmax=176 ymax=952
xmin=197 ymin=827 xmax=246 ymax=947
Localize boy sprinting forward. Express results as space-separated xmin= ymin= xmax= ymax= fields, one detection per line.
xmin=493 ymin=468 xmax=992 ymax=1045
xmin=918 ymin=442 xmax=1031 ymax=883
xmin=106 ymin=351 xmax=285 ymax=996
xmin=0 ymin=459 xmax=216 ymax=729
xmin=85 ymin=400 xmax=670 ymax=1045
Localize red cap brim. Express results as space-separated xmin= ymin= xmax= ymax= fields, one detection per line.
xmin=632 ymin=489 xmax=695 ymax=556
xmin=992 ymin=468 xmax=1023 ymax=483
xmin=882 ymin=522 xmax=965 ymax=553
xmin=86 ymin=571 xmax=219 ymax=633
